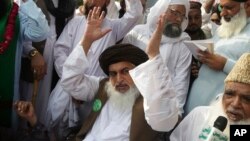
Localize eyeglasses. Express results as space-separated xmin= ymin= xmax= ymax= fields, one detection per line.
xmin=168 ymin=8 xmax=187 ymax=20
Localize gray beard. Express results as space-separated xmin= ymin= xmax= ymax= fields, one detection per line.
xmin=105 ymin=82 xmax=140 ymax=112
xmin=217 ymin=7 xmax=247 ymax=39
xmin=207 ymin=96 xmax=250 ymax=137
xmin=163 ymin=22 xmax=182 ymax=38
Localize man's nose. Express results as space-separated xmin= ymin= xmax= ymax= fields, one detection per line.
xmin=176 ymin=16 xmax=182 ymax=22
xmin=231 ymin=96 xmax=241 ymax=108
xmin=116 ymin=73 xmax=124 ymax=82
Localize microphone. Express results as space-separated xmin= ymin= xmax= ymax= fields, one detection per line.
xmin=199 ymin=116 xmax=228 ymax=141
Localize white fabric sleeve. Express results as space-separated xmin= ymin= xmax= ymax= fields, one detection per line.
xmin=19 ymin=0 xmax=49 ymax=42
xmin=223 ymin=58 xmax=235 ymax=74
xmin=53 ymin=18 xmax=79 ymax=77
xmin=173 ymin=42 xmax=192 ymax=115
xmin=61 ymin=44 xmax=102 ymax=101
xmin=129 ymin=55 xmax=179 ymax=132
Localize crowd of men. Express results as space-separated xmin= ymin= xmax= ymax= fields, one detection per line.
xmin=0 ymin=0 xmax=250 ymax=141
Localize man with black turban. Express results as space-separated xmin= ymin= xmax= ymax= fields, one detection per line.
xmin=59 ymin=8 xmax=179 ymax=140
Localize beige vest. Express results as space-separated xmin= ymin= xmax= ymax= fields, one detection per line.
xmin=75 ymin=79 xmax=160 ymax=141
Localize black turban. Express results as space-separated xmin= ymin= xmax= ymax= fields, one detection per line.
xmin=99 ymin=44 xmax=148 ymax=76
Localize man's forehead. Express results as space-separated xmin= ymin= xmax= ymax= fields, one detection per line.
xmin=168 ymin=4 xmax=186 ymax=12
xmin=220 ymin=0 xmax=240 ymax=6
xmin=109 ymin=61 xmax=135 ymax=71
xmin=225 ymin=82 xmax=250 ymax=94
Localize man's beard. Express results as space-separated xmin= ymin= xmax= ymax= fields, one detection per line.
xmin=163 ymin=22 xmax=182 ymax=38
xmin=0 ymin=0 xmax=9 ymax=19
xmin=84 ymin=2 xmax=107 ymax=17
xmin=217 ymin=7 xmax=247 ymax=39
xmin=105 ymin=82 xmax=140 ymax=112
xmin=185 ymin=25 xmax=201 ymax=34
xmin=207 ymin=96 xmax=250 ymax=137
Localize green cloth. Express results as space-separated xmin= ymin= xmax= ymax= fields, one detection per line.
xmin=0 ymin=3 xmax=20 ymax=127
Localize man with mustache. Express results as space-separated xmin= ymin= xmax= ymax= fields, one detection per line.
xmin=185 ymin=0 xmax=250 ymax=114
xmin=0 ymin=0 xmax=49 ymax=140
xmin=123 ymin=0 xmax=192 ymax=119
xmin=46 ymin=0 xmax=143 ymax=140
xmin=171 ymin=53 xmax=250 ymax=140
xmin=14 ymin=9 xmax=179 ymax=141
xmin=185 ymin=0 xmax=212 ymax=40
xmin=59 ymin=8 xmax=179 ymax=140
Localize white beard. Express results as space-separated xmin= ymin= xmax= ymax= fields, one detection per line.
xmin=105 ymin=82 xmax=140 ymax=112
xmin=217 ymin=7 xmax=247 ymax=39
xmin=206 ymin=96 xmax=230 ymax=137
xmin=207 ymin=96 xmax=250 ymax=137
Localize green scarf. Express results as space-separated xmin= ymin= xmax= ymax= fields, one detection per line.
xmin=0 ymin=2 xmax=20 ymax=127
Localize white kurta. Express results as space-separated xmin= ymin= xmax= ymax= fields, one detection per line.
xmin=170 ymin=106 xmax=211 ymax=141
xmin=171 ymin=95 xmax=232 ymax=141
xmin=46 ymin=0 xmax=143 ymax=128
xmin=61 ymin=44 xmax=179 ymax=134
xmin=170 ymin=104 xmax=231 ymax=141
xmin=123 ymin=26 xmax=192 ymax=115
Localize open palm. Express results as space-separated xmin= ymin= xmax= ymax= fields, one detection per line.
xmin=84 ymin=7 xmax=111 ymax=43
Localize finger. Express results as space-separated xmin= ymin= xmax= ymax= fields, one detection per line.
xmin=92 ymin=7 xmax=97 ymax=18
xmin=99 ymin=11 xmax=105 ymax=20
xmin=95 ymin=7 xmax=101 ymax=17
xmin=13 ymin=101 xmax=19 ymax=110
xmin=87 ymin=9 xmax=93 ymax=20
xmin=156 ymin=15 xmax=163 ymax=30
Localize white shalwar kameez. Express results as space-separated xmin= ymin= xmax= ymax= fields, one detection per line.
xmin=123 ymin=0 xmax=192 ymax=116
xmin=60 ymin=44 xmax=179 ymax=140
xmin=46 ymin=0 xmax=143 ymax=129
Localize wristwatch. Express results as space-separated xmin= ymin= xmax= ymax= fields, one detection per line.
xmin=29 ymin=49 xmax=39 ymax=58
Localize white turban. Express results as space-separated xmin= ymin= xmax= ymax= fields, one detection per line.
xmin=146 ymin=0 xmax=190 ymax=34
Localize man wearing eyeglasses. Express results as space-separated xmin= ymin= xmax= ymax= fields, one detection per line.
xmin=123 ymin=0 xmax=192 ymax=123
xmin=185 ymin=0 xmax=250 ymax=115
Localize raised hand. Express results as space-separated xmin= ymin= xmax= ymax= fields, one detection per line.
xmin=81 ymin=7 xmax=112 ymax=54
xmin=146 ymin=13 xmax=167 ymax=59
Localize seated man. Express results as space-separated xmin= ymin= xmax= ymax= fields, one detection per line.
xmin=60 ymin=11 xmax=179 ymax=140
xmin=15 ymin=12 xmax=179 ymax=141
xmin=170 ymin=53 xmax=250 ymax=140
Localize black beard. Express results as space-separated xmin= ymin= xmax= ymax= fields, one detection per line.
xmin=185 ymin=27 xmax=202 ymax=34
xmin=163 ymin=23 xmax=182 ymax=38
xmin=0 ymin=0 xmax=9 ymax=19
xmin=84 ymin=2 xmax=107 ymax=17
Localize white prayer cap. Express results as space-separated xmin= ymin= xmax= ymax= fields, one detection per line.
xmin=146 ymin=0 xmax=190 ymax=33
